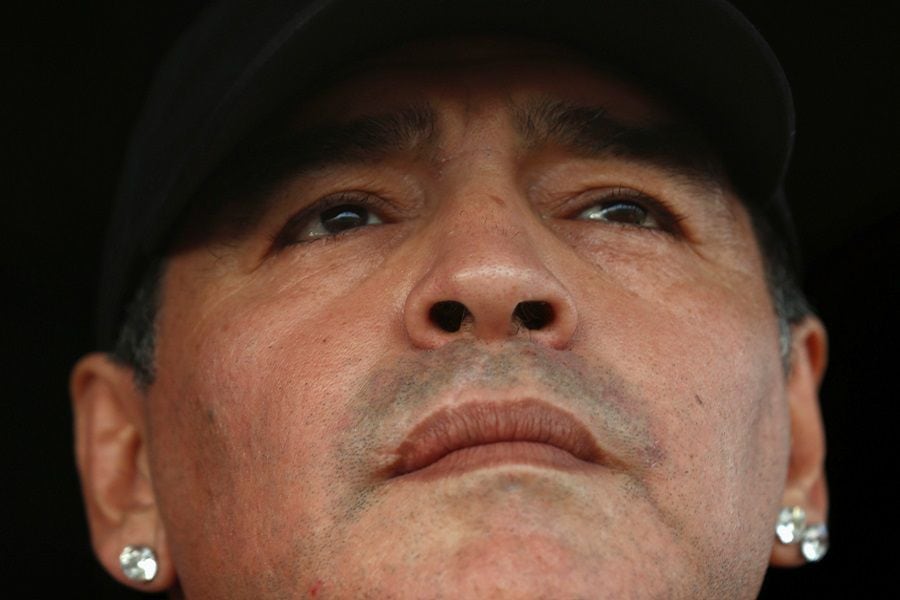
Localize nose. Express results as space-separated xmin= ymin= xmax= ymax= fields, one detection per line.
xmin=403 ymin=205 xmax=578 ymax=350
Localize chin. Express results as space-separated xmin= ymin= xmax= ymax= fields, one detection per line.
xmin=326 ymin=527 xmax=680 ymax=600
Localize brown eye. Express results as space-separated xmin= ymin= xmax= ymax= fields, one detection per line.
xmin=577 ymin=200 xmax=660 ymax=229
xmin=281 ymin=201 xmax=384 ymax=244
xmin=320 ymin=204 xmax=374 ymax=234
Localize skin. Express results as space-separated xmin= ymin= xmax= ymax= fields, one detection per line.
xmin=72 ymin=38 xmax=829 ymax=599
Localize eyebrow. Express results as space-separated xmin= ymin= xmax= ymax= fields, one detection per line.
xmin=245 ymin=103 xmax=438 ymax=182
xmin=189 ymin=99 xmax=724 ymax=241
xmin=186 ymin=104 xmax=438 ymax=239
xmin=513 ymin=99 xmax=725 ymax=187
xmin=242 ymin=99 xmax=723 ymax=195
xmin=280 ymin=103 xmax=438 ymax=169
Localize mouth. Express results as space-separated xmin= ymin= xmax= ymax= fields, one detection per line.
xmin=390 ymin=400 xmax=604 ymax=479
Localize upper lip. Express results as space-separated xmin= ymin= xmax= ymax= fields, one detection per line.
xmin=390 ymin=399 xmax=603 ymax=477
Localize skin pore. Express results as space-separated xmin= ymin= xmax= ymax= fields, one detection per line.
xmin=71 ymin=38 xmax=828 ymax=599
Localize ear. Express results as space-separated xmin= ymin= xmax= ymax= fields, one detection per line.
xmin=70 ymin=353 xmax=177 ymax=591
xmin=770 ymin=316 xmax=829 ymax=567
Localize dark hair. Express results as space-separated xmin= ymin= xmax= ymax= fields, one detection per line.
xmin=112 ymin=259 xmax=163 ymax=390
xmin=747 ymin=203 xmax=812 ymax=369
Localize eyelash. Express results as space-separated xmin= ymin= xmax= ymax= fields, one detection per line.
xmin=270 ymin=191 xmax=388 ymax=249
xmin=571 ymin=187 xmax=688 ymax=237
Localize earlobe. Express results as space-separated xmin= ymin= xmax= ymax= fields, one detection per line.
xmin=770 ymin=316 xmax=829 ymax=567
xmin=70 ymin=353 xmax=177 ymax=591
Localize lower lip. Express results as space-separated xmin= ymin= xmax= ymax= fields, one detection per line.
xmin=396 ymin=441 xmax=595 ymax=482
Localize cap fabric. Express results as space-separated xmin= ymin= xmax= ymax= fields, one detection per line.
xmin=100 ymin=0 xmax=796 ymax=348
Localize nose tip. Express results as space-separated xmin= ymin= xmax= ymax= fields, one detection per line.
xmin=404 ymin=251 xmax=578 ymax=349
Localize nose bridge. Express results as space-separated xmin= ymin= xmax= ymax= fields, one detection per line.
xmin=440 ymin=196 xmax=545 ymax=296
xmin=403 ymin=184 xmax=578 ymax=349
xmin=441 ymin=182 xmax=534 ymax=263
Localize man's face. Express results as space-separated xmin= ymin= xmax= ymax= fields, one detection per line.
xmin=148 ymin=39 xmax=792 ymax=598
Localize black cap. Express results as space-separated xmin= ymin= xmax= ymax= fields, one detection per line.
xmin=100 ymin=0 xmax=796 ymax=348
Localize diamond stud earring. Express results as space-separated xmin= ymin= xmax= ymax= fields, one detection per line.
xmin=119 ymin=545 xmax=158 ymax=583
xmin=800 ymin=522 xmax=829 ymax=562
xmin=775 ymin=506 xmax=807 ymax=544
xmin=775 ymin=506 xmax=829 ymax=562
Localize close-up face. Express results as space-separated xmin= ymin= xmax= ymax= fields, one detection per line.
xmin=73 ymin=38 xmax=828 ymax=599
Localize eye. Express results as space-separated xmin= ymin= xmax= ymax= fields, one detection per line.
xmin=315 ymin=204 xmax=382 ymax=235
xmin=571 ymin=189 xmax=685 ymax=235
xmin=577 ymin=201 xmax=660 ymax=228
xmin=275 ymin=197 xmax=384 ymax=246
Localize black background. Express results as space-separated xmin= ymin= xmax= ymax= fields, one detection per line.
xmin=5 ymin=1 xmax=898 ymax=597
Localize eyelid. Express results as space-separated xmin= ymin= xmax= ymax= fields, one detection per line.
xmin=270 ymin=190 xmax=392 ymax=250
xmin=567 ymin=187 xmax=688 ymax=237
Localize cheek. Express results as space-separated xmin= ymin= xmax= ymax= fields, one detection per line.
xmin=145 ymin=253 xmax=404 ymax=579
xmin=571 ymin=247 xmax=790 ymax=558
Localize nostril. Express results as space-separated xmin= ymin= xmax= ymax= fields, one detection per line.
xmin=429 ymin=301 xmax=469 ymax=332
xmin=514 ymin=301 xmax=554 ymax=330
